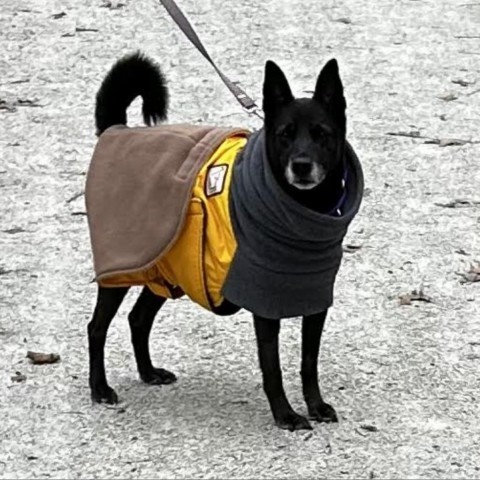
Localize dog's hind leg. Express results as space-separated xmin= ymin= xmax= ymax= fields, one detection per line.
xmin=128 ymin=287 xmax=177 ymax=385
xmin=88 ymin=286 xmax=129 ymax=404
xmin=254 ymin=316 xmax=312 ymax=431
xmin=301 ymin=310 xmax=338 ymax=423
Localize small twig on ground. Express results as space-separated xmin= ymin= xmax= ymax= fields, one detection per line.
xmin=435 ymin=199 xmax=480 ymax=208
xmin=344 ymin=244 xmax=362 ymax=253
xmin=104 ymin=406 xmax=126 ymax=413
xmin=387 ymin=131 xmax=479 ymax=147
xmin=333 ymin=17 xmax=352 ymax=24
xmin=303 ymin=432 xmax=313 ymax=441
xmin=467 ymin=88 xmax=480 ymax=96
xmin=3 ymin=227 xmax=26 ymax=234
xmin=452 ymin=79 xmax=475 ymax=87
xmin=424 ymin=138 xmax=471 ymax=147
xmin=0 ymin=267 xmax=29 ymax=276
xmin=16 ymin=98 xmax=42 ymax=107
xmin=0 ymin=79 xmax=30 ymax=85
xmin=66 ymin=191 xmax=84 ymax=203
xmin=76 ymin=27 xmax=99 ymax=32
xmin=387 ymin=130 xmax=424 ymax=139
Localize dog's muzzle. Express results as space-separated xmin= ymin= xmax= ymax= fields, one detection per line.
xmin=286 ymin=157 xmax=325 ymax=190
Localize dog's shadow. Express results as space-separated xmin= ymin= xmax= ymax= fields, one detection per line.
xmin=114 ymin=365 xmax=271 ymax=433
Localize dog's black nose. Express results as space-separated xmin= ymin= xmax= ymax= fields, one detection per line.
xmin=291 ymin=159 xmax=313 ymax=177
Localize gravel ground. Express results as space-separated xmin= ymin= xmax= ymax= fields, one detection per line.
xmin=1 ymin=0 xmax=479 ymax=478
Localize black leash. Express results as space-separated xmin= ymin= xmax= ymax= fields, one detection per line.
xmin=158 ymin=0 xmax=263 ymax=120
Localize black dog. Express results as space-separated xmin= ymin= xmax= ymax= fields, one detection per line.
xmin=88 ymin=52 xmax=349 ymax=431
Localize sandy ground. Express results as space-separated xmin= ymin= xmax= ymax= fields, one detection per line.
xmin=1 ymin=0 xmax=480 ymax=478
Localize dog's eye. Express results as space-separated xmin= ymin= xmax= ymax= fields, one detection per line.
xmin=278 ymin=124 xmax=296 ymax=140
xmin=310 ymin=125 xmax=327 ymax=141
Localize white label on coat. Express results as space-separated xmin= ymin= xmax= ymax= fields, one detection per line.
xmin=206 ymin=164 xmax=228 ymax=197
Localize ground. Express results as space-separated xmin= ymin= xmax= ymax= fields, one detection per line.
xmin=1 ymin=0 xmax=479 ymax=478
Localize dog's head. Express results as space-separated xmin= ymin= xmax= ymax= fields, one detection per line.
xmin=263 ymin=59 xmax=346 ymax=192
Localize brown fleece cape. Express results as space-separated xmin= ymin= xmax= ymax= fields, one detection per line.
xmin=85 ymin=124 xmax=248 ymax=284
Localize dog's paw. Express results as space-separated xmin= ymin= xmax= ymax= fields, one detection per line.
xmin=91 ymin=383 xmax=119 ymax=404
xmin=307 ymin=402 xmax=338 ymax=423
xmin=141 ymin=367 xmax=177 ymax=386
xmin=275 ymin=411 xmax=313 ymax=431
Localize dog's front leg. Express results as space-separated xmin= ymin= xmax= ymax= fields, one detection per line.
xmin=254 ymin=315 xmax=312 ymax=431
xmin=301 ymin=310 xmax=338 ymax=423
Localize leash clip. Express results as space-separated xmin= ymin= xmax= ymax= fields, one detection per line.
xmin=243 ymin=103 xmax=264 ymax=120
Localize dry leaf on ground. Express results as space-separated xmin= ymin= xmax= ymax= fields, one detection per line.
xmin=26 ymin=351 xmax=60 ymax=365
xmin=458 ymin=263 xmax=480 ymax=284
xmin=11 ymin=372 xmax=26 ymax=383
xmin=360 ymin=424 xmax=379 ymax=432
xmin=100 ymin=1 xmax=126 ymax=9
xmin=398 ymin=289 xmax=433 ymax=305
xmin=437 ymin=92 xmax=458 ymax=101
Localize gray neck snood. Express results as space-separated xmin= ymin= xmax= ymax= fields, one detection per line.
xmin=222 ymin=129 xmax=364 ymax=319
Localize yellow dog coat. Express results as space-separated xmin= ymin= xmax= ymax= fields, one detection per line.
xmin=86 ymin=125 xmax=248 ymax=311
xmin=144 ymin=134 xmax=246 ymax=309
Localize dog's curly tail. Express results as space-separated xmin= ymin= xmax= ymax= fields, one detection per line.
xmin=95 ymin=52 xmax=169 ymax=135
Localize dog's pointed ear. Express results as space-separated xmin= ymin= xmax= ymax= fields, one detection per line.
xmin=263 ymin=60 xmax=294 ymax=114
xmin=313 ymin=59 xmax=346 ymax=129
